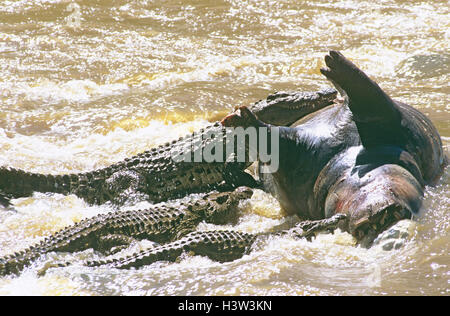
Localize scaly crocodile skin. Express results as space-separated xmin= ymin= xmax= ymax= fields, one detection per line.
xmin=0 ymin=187 xmax=253 ymax=276
xmin=0 ymin=123 xmax=256 ymax=207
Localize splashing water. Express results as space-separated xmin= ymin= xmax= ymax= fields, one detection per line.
xmin=0 ymin=0 xmax=448 ymax=295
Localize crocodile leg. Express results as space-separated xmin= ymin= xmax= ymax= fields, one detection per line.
xmin=104 ymin=170 xmax=150 ymax=205
xmin=95 ymin=234 xmax=139 ymax=255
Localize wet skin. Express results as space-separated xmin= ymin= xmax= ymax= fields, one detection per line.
xmin=222 ymin=51 xmax=447 ymax=246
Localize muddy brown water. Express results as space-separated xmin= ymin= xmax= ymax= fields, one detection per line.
xmin=0 ymin=0 xmax=448 ymax=295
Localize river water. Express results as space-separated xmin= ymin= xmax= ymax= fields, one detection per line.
xmin=0 ymin=0 xmax=448 ymax=296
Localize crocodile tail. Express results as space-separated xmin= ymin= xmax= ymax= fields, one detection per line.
xmin=0 ymin=167 xmax=82 ymax=199
xmin=0 ymin=229 xmax=76 ymax=276
xmin=0 ymin=246 xmax=42 ymax=276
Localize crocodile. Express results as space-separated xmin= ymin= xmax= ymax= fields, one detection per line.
xmin=0 ymin=88 xmax=337 ymax=209
xmin=0 ymin=187 xmax=253 ymax=277
xmin=0 ymin=124 xmax=256 ymax=207
xmin=48 ymin=214 xmax=347 ymax=272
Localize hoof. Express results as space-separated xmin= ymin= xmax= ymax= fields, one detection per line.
xmin=320 ymin=50 xmax=361 ymax=96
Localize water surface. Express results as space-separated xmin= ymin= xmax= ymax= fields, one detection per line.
xmin=0 ymin=0 xmax=448 ymax=295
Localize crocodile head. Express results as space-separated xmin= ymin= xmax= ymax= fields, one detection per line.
xmin=201 ymin=186 xmax=254 ymax=225
xmin=247 ymin=88 xmax=337 ymax=126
